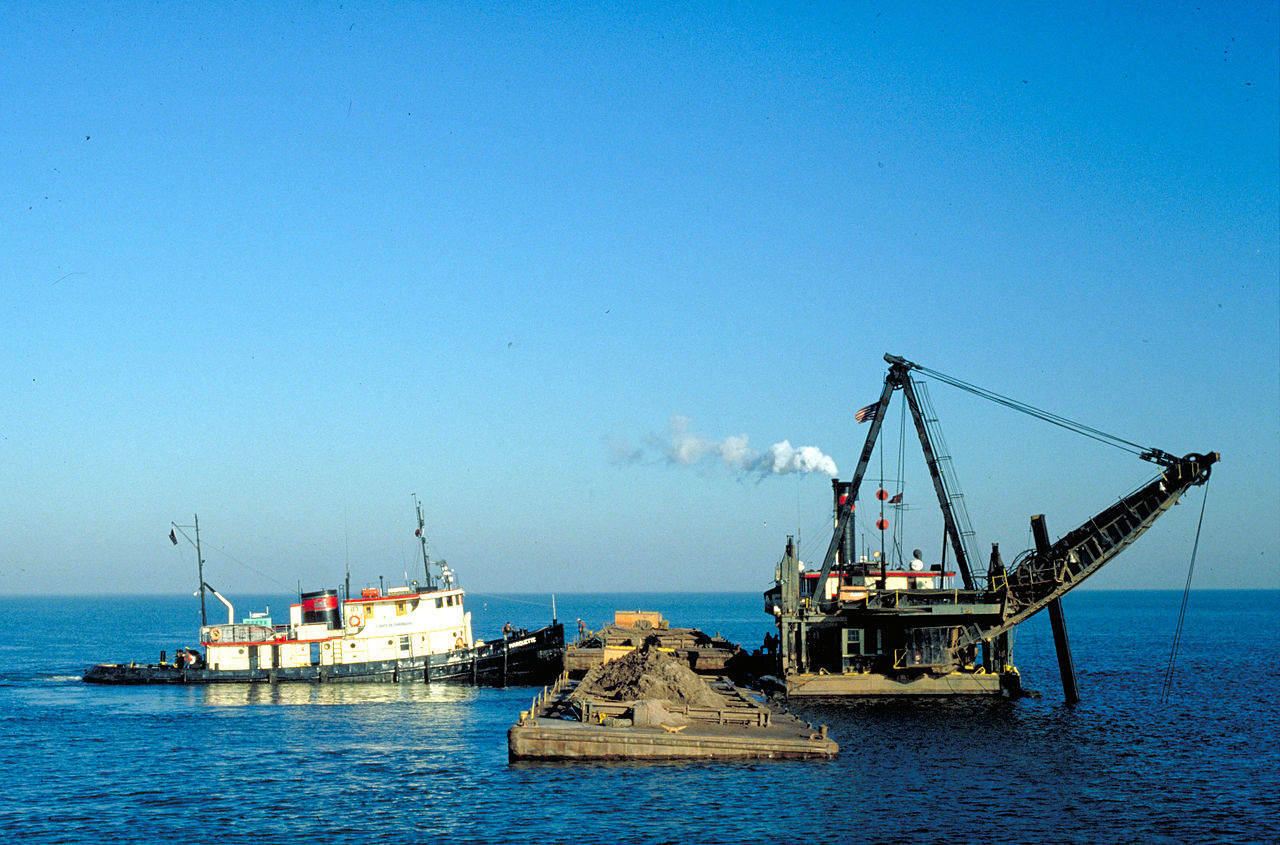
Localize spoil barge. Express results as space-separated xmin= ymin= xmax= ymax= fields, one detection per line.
xmin=564 ymin=610 xmax=747 ymax=679
xmin=509 ymin=646 xmax=836 ymax=761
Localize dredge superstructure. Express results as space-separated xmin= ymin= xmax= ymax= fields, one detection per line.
xmin=766 ymin=355 xmax=1216 ymax=697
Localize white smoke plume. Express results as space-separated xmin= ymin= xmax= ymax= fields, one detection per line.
xmin=631 ymin=416 xmax=838 ymax=477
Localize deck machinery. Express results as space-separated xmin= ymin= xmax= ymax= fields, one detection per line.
xmin=766 ymin=355 xmax=1217 ymax=697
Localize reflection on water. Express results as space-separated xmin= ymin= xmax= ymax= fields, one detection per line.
xmin=199 ymin=681 xmax=481 ymax=708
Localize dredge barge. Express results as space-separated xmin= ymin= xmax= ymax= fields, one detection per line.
xmin=509 ymin=646 xmax=836 ymax=761
xmin=564 ymin=610 xmax=747 ymax=679
xmin=766 ymin=354 xmax=1216 ymax=698
xmin=84 ymin=501 xmax=564 ymax=686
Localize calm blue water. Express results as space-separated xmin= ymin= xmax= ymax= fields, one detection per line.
xmin=2 ymin=590 xmax=1277 ymax=844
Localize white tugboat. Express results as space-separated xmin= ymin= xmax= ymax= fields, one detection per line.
xmin=84 ymin=500 xmax=564 ymax=686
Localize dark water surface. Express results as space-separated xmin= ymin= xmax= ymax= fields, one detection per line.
xmin=2 ymin=591 xmax=1277 ymax=843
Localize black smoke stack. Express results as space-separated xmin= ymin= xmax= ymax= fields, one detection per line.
xmin=301 ymin=589 xmax=341 ymax=630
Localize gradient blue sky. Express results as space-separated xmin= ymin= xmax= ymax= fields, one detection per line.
xmin=4 ymin=2 xmax=1276 ymax=597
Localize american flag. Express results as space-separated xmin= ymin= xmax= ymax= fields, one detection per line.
xmin=854 ymin=402 xmax=878 ymax=423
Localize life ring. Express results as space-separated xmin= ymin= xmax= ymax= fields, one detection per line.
xmin=349 ymin=614 xmax=362 ymax=628
xmin=209 ymin=628 xmax=222 ymax=642
xmin=455 ymin=636 xmax=465 ymax=649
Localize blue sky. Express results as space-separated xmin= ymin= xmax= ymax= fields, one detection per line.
xmin=3 ymin=1 xmax=1276 ymax=597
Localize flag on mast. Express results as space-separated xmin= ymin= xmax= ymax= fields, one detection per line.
xmin=169 ymin=529 xmax=178 ymax=545
xmin=855 ymin=403 xmax=878 ymax=423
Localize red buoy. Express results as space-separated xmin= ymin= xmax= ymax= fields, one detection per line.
xmin=876 ymin=489 xmax=889 ymax=501
xmin=876 ymin=518 xmax=889 ymax=531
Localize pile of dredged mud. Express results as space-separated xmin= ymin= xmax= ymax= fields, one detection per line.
xmin=571 ymin=645 xmax=722 ymax=709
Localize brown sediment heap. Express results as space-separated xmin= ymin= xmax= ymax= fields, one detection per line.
xmin=570 ymin=645 xmax=722 ymax=709
xmin=509 ymin=657 xmax=839 ymax=759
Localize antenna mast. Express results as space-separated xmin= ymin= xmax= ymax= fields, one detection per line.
xmin=195 ymin=514 xmax=206 ymax=625
xmin=172 ymin=515 xmax=208 ymax=626
xmin=413 ymin=494 xmax=435 ymax=590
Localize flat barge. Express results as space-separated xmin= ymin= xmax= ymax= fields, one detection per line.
xmin=565 ymin=610 xmax=746 ymax=679
xmin=508 ymin=648 xmax=836 ymax=761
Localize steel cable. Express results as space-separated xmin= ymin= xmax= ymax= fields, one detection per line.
xmin=1159 ymin=480 xmax=1210 ymax=706
xmin=908 ymin=362 xmax=1151 ymax=457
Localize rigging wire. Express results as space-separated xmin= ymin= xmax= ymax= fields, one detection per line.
xmin=895 ymin=393 xmax=908 ymax=567
xmin=799 ymin=496 xmax=847 ymax=568
xmin=467 ymin=592 xmax=555 ymax=610
xmin=908 ymin=362 xmax=1152 ymax=458
xmin=171 ymin=526 xmax=294 ymax=592
xmin=1159 ymin=480 xmax=1211 ymax=707
xmin=878 ymin=413 xmax=886 ymax=564
xmin=799 ymin=519 xmax=833 ymax=564
xmin=205 ymin=543 xmax=294 ymax=591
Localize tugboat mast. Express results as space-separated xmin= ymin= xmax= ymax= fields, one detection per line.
xmin=195 ymin=514 xmax=205 ymax=626
xmin=413 ymin=494 xmax=435 ymax=591
xmin=170 ymin=514 xmax=207 ymax=626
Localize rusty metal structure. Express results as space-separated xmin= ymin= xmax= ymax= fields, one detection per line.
xmin=766 ymin=354 xmax=1217 ymax=697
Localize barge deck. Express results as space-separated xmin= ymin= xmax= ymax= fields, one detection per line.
xmin=508 ymin=652 xmax=836 ymax=761
xmin=565 ymin=610 xmax=746 ymax=679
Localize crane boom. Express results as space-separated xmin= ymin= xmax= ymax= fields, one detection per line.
xmin=958 ymin=450 xmax=1218 ymax=648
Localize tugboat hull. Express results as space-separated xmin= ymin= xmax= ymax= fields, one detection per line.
xmin=84 ymin=623 xmax=565 ymax=687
